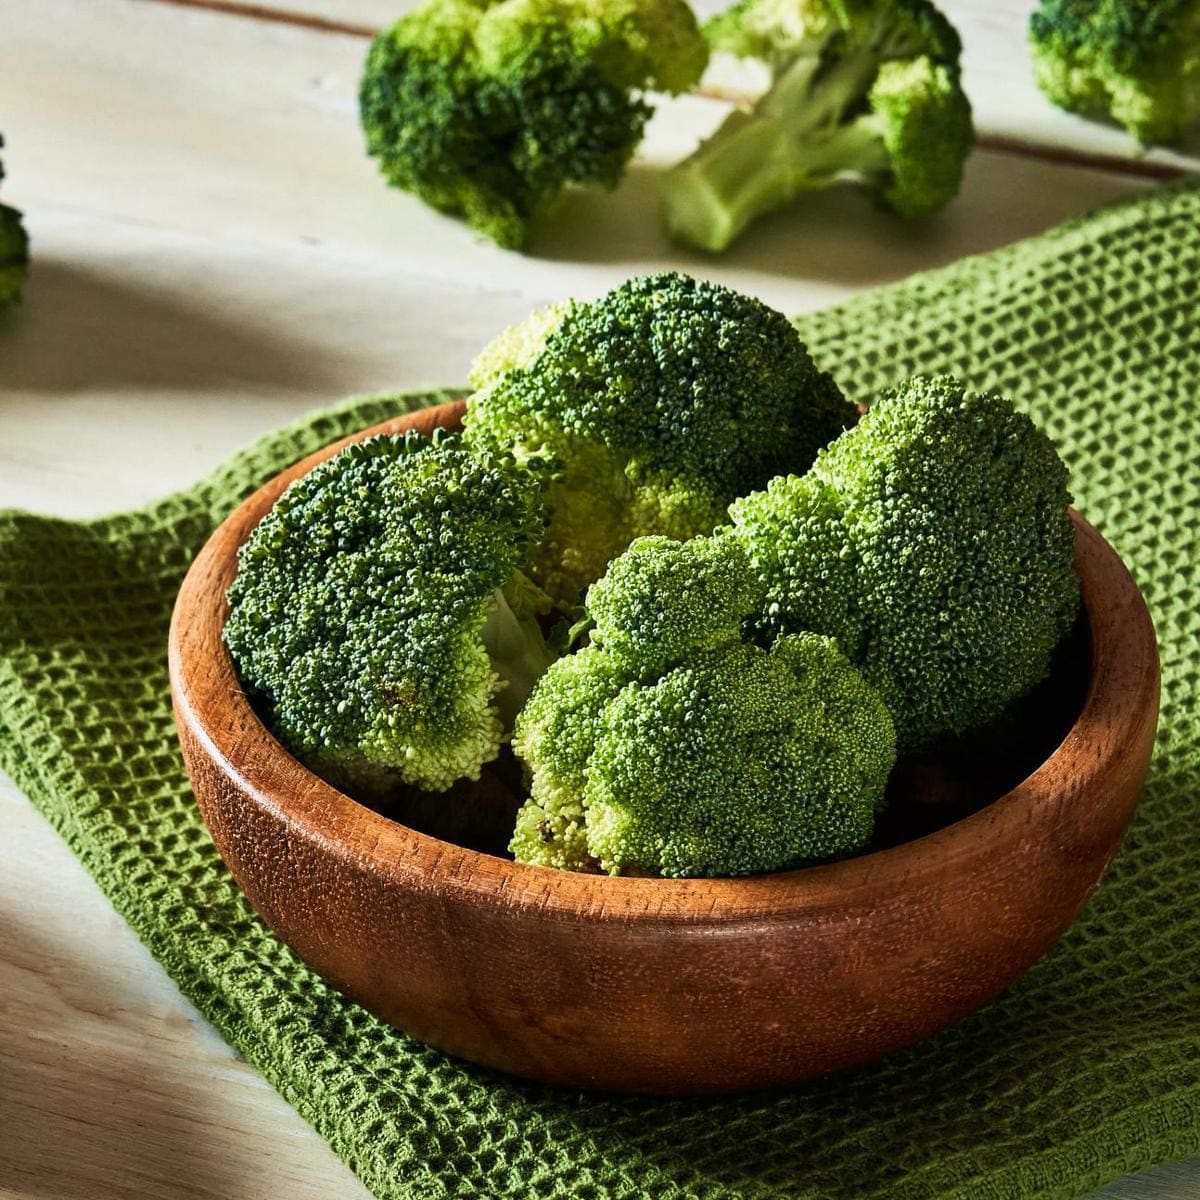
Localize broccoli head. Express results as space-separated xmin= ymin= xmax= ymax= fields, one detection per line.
xmin=224 ymin=431 xmax=556 ymax=795
xmin=464 ymin=272 xmax=856 ymax=606
xmin=359 ymin=0 xmax=709 ymax=249
xmin=729 ymin=375 xmax=1080 ymax=750
xmin=0 ymin=137 xmax=28 ymax=306
xmin=510 ymin=535 xmax=895 ymax=877
xmin=1029 ymin=0 xmax=1200 ymax=144
xmin=661 ymin=0 xmax=974 ymax=251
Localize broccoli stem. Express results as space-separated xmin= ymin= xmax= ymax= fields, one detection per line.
xmin=482 ymin=584 xmax=557 ymax=732
xmin=662 ymin=45 xmax=883 ymax=252
xmin=662 ymin=112 xmax=888 ymax=251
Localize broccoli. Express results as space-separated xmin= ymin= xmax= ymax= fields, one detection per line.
xmin=224 ymin=431 xmax=557 ymax=795
xmin=463 ymin=272 xmax=856 ymax=606
xmin=510 ymin=535 xmax=896 ymax=877
xmin=1029 ymin=0 xmax=1200 ymax=144
xmin=0 ymin=135 xmax=28 ymax=305
xmin=660 ymin=0 xmax=974 ymax=252
xmin=359 ymin=0 xmax=709 ymax=249
xmin=729 ymin=375 xmax=1080 ymax=751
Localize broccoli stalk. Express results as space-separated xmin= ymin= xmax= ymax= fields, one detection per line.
xmin=661 ymin=0 xmax=974 ymax=251
xmin=481 ymin=572 xmax=558 ymax=729
xmin=1029 ymin=0 xmax=1200 ymax=144
xmin=359 ymin=0 xmax=709 ymax=249
xmin=730 ymin=375 xmax=1080 ymax=751
xmin=224 ymin=431 xmax=556 ymax=796
xmin=510 ymin=536 xmax=895 ymax=877
xmin=464 ymin=272 xmax=856 ymax=606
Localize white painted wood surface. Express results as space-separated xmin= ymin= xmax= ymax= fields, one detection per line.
xmin=0 ymin=1 xmax=1195 ymax=1197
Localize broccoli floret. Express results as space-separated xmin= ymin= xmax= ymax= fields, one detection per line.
xmin=729 ymin=375 xmax=1080 ymax=751
xmin=359 ymin=0 xmax=708 ymax=249
xmin=464 ymin=272 xmax=856 ymax=606
xmin=0 ymin=136 xmax=28 ymax=306
xmin=510 ymin=536 xmax=895 ymax=877
xmin=585 ymin=533 xmax=763 ymax=672
xmin=661 ymin=0 xmax=974 ymax=251
xmin=1029 ymin=0 xmax=1200 ymax=144
xmin=509 ymin=644 xmax=623 ymax=871
xmin=224 ymin=431 xmax=557 ymax=795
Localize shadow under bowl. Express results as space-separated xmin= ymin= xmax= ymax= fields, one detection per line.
xmin=169 ymin=400 xmax=1160 ymax=1095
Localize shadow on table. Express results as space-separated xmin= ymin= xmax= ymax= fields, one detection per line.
xmin=0 ymin=910 xmax=266 ymax=1200
xmin=530 ymin=147 xmax=1148 ymax=285
xmin=0 ymin=259 xmax=345 ymax=396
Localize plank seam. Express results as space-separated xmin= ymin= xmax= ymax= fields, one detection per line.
xmin=131 ymin=0 xmax=376 ymax=38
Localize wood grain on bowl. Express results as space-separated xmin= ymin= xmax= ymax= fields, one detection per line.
xmin=169 ymin=402 xmax=1160 ymax=1096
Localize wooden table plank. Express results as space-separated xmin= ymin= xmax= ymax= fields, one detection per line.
xmin=0 ymin=208 xmax=544 ymax=515
xmin=0 ymin=774 xmax=375 ymax=1200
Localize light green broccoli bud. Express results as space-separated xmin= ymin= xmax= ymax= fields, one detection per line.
xmin=510 ymin=536 xmax=894 ymax=876
xmin=586 ymin=534 xmax=764 ymax=673
xmin=586 ymin=634 xmax=894 ymax=877
xmin=509 ymin=645 xmax=626 ymax=870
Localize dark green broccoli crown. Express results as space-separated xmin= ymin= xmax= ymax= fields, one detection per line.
xmin=224 ymin=432 xmax=548 ymax=794
xmin=731 ymin=375 xmax=1080 ymax=750
xmin=586 ymin=534 xmax=765 ymax=674
xmin=585 ymin=633 xmax=894 ymax=877
xmin=1029 ymin=0 xmax=1200 ymax=143
xmin=866 ymin=56 xmax=974 ymax=216
xmin=359 ymin=0 xmax=707 ymax=249
xmin=467 ymin=271 xmax=854 ymax=502
xmin=510 ymin=536 xmax=894 ymax=876
xmin=464 ymin=272 xmax=854 ymax=603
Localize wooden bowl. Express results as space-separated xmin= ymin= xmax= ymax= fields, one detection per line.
xmin=169 ymin=401 xmax=1160 ymax=1095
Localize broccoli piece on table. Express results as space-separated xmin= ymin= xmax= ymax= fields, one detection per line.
xmin=464 ymin=272 xmax=855 ymax=606
xmin=729 ymin=375 xmax=1080 ymax=751
xmin=1029 ymin=0 xmax=1200 ymax=144
xmin=0 ymin=136 xmax=28 ymax=306
xmin=359 ymin=0 xmax=709 ymax=249
xmin=510 ymin=535 xmax=895 ymax=877
xmin=224 ymin=431 xmax=556 ymax=795
xmin=661 ymin=0 xmax=974 ymax=251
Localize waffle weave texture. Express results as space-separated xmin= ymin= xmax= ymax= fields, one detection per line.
xmin=1 ymin=180 xmax=1198 ymax=1200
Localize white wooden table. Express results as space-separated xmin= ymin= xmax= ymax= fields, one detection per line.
xmin=0 ymin=2 xmax=1196 ymax=1196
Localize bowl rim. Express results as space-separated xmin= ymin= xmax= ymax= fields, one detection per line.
xmin=169 ymin=400 xmax=1161 ymax=924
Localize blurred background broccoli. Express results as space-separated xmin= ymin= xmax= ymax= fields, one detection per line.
xmin=662 ymin=0 xmax=975 ymax=251
xmin=1029 ymin=0 xmax=1200 ymax=144
xmin=0 ymin=134 xmax=28 ymax=306
xmin=359 ymin=0 xmax=709 ymax=248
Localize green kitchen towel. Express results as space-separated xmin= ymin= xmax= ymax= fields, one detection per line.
xmin=2 ymin=180 xmax=1198 ymax=1200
